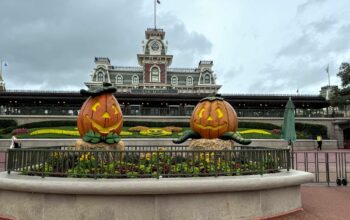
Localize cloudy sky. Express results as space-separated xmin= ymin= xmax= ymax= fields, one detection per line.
xmin=1 ymin=0 xmax=350 ymax=94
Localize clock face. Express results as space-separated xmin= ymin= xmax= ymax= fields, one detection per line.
xmin=151 ymin=41 xmax=160 ymax=51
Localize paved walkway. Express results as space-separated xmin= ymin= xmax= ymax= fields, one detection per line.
xmin=274 ymin=185 xmax=350 ymax=220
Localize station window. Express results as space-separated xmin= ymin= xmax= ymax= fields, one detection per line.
xmin=151 ymin=67 xmax=160 ymax=82
xmin=204 ymin=74 xmax=211 ymax=84
xmin=171 ymin=76 xmax=178 ymax=85
xmin=186 ymin=76 xmax=193 ymax=86
xmin=132 ymin=75 xmax=139 ymax=84
xmin=97 ymin=72 xmax=104 ymax=82
xmin=116 ymin=75 xmax=123 ymax=84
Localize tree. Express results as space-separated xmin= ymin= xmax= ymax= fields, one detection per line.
xmin=329 ymin=86 xmax=346 ymax=108
xmin=337 ymin=62 xmax=350 ymax=87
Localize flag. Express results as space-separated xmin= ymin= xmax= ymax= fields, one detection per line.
xmin=1 ymin=61 xmax=9 ymax=67
xmin=325 ymin=64 xmax=329 ymax=73
xmin=157 ymin=0 xmax=160 ymax=4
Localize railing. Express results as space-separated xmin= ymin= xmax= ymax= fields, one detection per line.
xmin=294 ymin=151 xmax=349 ymax=186
xmin=3 ymin=148 xmax=349 ymax=185
xmin=6 ymin=147 xmax=289 ymax=179
xmin=0 ymin=151 xmax=6 ymax=172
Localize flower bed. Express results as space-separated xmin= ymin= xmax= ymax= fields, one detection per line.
xmin=7 ymin=147 xmax=289 ymax=178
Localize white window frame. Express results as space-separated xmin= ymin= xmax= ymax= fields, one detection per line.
xmin=132 ymin=75 xmax=139 ymax=85
xmin=203 ymin=73 xmax=211 ymax=84
xmin=171 ymin=76 xmax=178 ymax=85
xmin=150 ymin=66 xmax=160 ymax=83
xmin=186 ymin=76 xmax=193 ymax=86
xmin=97 ymin=72 xmax=104 ymax=82
xmin=116 ymin=74 xmax=123 ymax=84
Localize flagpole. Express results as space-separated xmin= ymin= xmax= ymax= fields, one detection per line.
xmin=154 ymin=0 xmax=156 ymax=29
xmin=326 ymin=64 xmax=330 ymax=87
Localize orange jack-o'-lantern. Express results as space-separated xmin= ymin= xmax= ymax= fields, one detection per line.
xmin=190 ymin=96 xmax=238 ymax=139
xmin=77 ymin=86 xmax=123 ymax=137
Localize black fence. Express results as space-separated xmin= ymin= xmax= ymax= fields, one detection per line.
xmin=3 ymin=147 xmax=348 ymax=185
xmin=5 ymin=146 xmax=289 ymax=179
xmin=294 ymin=151 xmax=349 ymax=186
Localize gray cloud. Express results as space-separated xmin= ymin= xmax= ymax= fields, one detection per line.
xmin=248 ymin=62 xmax=327 ymax=94
xmin=0 ymin=0 xmax=212 ymax=90
xmin=1 ymin=0 xmax=349 ymax=95
xmin=297 ymin=0 xmax=326 ymax=14
xmin=260 ymin=1 xmax=350 ymax=93
xmin=161 ymin=14 xmax=212 ymax=67
xmin=322 ymin=24 xmax=350 ymax=54
xmin=309 ymin=18 xmax=337 ymax=33
xmin=277 ymin=33 xmax=319 ymax=58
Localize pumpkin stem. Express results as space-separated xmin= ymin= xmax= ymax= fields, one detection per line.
xmin=220 ymin=132 xmax=252 ymax=145
xmin=173 ymin=130 xmax=201 ymax=144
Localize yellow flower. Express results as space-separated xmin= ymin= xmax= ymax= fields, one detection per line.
xmin=79 ymin=152 xmax=95 ymax=161
xmin=51 ymin=152 xmax=62 ymax=159
xmin=120 ymin=131 xmax=132 ymax=136
xmin=239 ymin=129 xmax=271 ymax=135
xmin=30 ymin=129 xmax=79 ymax=136
xmin=205 ymin=157 xmax=210 ymax=163
xmin=140 ymin=128 xmax=172 ymax=136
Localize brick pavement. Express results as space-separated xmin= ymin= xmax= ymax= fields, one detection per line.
xmin=272 ymin=185 xmax=350 ymax=220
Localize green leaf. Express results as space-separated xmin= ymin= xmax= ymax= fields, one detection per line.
xmin=104 ymin=132 xmax=120 ymax=144
xmin=82 ymin=130 xmax=94 ymax=142
xmin=83 ymin=130 xmax=102 ymax=143
xmin=106 ymin=133 xmax=113 ymax=138
xmin=91 ymin=138 xmax=100 ymax=144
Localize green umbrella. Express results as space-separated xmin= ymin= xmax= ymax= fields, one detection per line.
xmin=281 ymin=97 xmax=296 ymax=168
xmin=281 ymin=97 xmax=296 ymax=143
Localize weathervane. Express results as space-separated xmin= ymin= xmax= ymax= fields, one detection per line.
xmin=154 ymin=0 xmax=160 ymax=29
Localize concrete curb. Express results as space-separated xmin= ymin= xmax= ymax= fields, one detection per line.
xmin=0 ymin=170 xmax=314 ymax=195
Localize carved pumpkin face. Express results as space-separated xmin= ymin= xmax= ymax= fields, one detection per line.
xmin=190 ymin=97 xmax=238 ymax=139
xmin=77 ymin=93 xmax=123 ymax=137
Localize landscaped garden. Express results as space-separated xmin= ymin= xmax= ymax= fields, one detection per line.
xmin=7 ymin=147 xmax=290 ymax=178
xmin=0 ymin=119 xmax=328 ymax=140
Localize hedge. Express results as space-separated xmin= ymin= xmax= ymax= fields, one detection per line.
xmin=19 ymin=121 xmax=77 ymax=129
xmin=123 ymin=121 xmax=190 ymax=128
xmin=295 ymin=123 xmax=328 ymax=139
xmin=238 ymin=122 xmax=280 ymax=130
xmin=0 ymin=126 xmax=17 ymax=135
xmin=0 ymin=119 xmax=17 ymax=129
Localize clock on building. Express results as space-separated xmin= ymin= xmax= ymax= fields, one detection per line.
xmin=150 ymin=41 xmax=160 ymax=51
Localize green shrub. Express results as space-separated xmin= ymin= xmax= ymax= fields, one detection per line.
xmin=20 ymin=121 xmax=77 ymax=129
xmin=0 ymin=119 xmax=17 ymax=129
xmin=123 ymin=121 xmax=190 ymax=128
xmin=295 ymin=123 xmax=328 ymax=139
xmin=0 ymin=126 xmax=16 ymax=135
xmin=238 ymin=122 xmax=280 ymax=130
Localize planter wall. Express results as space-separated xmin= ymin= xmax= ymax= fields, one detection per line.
xmin=0 ymin=170 xmax=313 ymax=220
